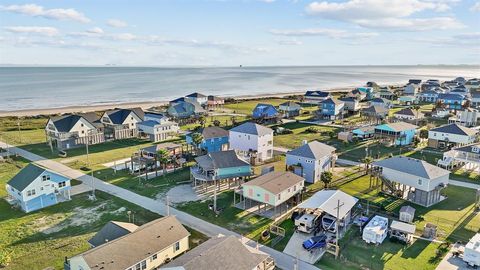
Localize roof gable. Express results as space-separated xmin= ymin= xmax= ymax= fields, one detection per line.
xmin=430 ymin=123 xmax=477 ymax=136
xmin=7 ymin=164 xmax=46 ymax=191
xmin=243 ymin=171 xmax=304 ymax=195
xmin=287 ymin=141 xmax=336 ymax=160
xmin=374 ymin=156 xmax=450 ymax=179
xmin=229 ymin=122 xmax=273 ymax=136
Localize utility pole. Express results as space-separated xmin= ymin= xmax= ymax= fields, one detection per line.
xmin=17 ymin=119 xmax=21 ymax=144
xmin=213 ymin=181 xmax=217 ymax=213
xmin=166 ymin=195 xmax=170 ymax=216
xmin=334 ymin=199 xmax=344 ymax=260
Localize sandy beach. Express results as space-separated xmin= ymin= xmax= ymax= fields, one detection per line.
xmin=0 ymin=88 xmax=353 ymax=117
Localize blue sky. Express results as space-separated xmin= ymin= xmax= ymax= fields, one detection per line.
xmin=0 ymin=0 xmax=479 ymax=66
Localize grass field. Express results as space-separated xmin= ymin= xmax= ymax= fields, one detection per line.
xmin=273 ymin=122 xmax=339 ymax=149
xmin=0 ymin=157 xmax=207 ymax=269
xmin=224 ymin=98 xmax=293 ymax=115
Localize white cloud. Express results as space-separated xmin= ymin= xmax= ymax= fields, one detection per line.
xmin=277 ymin=39 xmax=303 ymax=45
xmin=107 ymin=19 xmax=128 ymax=28
xmin=471 ymin=2 xmax=480 ymax=12
xmin=270 ymin=28 xmax=378 ymax=39
xmin=0 ymin=3 xmax=90 ymax=23
xmin=305 ymin=0 xmax=464 ymax=31
xmin=87 ymin=27 xmax=104 ymax=34
xmin=110 ymin=33 xmax=136 ymax=41
xmin=4 ymin=26 xmax=59 ymax=36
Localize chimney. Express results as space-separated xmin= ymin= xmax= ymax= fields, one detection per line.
xmin=302 ymin=140 xmax=308 ymax=145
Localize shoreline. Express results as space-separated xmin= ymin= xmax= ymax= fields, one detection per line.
xmin=0 ymin=87 xmax=354 ymax=117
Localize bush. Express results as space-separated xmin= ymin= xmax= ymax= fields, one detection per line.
xmin=306 ymin=127 xmax=319 ymax=133
xmin=282 ymin=129 xmax=293 ymax=134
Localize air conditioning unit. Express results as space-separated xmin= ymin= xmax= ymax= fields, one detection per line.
xmin=473 ymin=146 xmax=480 ymax=153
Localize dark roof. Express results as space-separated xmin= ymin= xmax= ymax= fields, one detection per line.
xmin=88 ymin=221 xmax=138 ymax=247
xmin=374 ymin=156 xmax=449 ymax=179
xmin=195 ymin=150 xmax=250 ymax=170
xmin=229 ymin=122 xmax=273 ymax=136
xmin=279 ymin=101 xmax=301 ymax=109
xmin=171 ymin=97 xmax=188 ymax=103
xmin=287 ymin=141 xmax=336 ymax=159
xmin=305 ymin=90 xmax=330 ymax=97
xmin=50 ymin=115 xmax=83 ymax=132
xmin=7 ymin=164 xmax=47 ymax=191
xmin=339 ymin=97 xmax=357 ymax=102
xmin=202 ymin=126 xmax=229 ymax=139
xmin=366 ymin=82 xmax=378 ymax=87
xmin=361 ymin=105 xmax=388 ymax=114
xmin=164 ymin=236 xmax=269 ymax=270
xmin=394 ymin=108 xmax=425 ymax=118
xmin=321 ymin=97 xmax=344 ymax=105
xmin=430 ymin=123 xmax=478 ymax=136
xmin=376 ymin=121 xmax=418 ymax=132
xmin=186 ymin=92 xmax=206 ymax=98
xmin=409 ymin=79 xmax=422 ymax=84
xmin=438 ymin=93 xmax=464 ymax=100
xmin=105 ymin=108 xmax=144 ymax=124
xmin=370 ymin=98 xmax=388 ymax=104
xmin=208 ymin=95 xmax=224 ymax=101
xmin=454 ymin=143 xmax=480 ymax=154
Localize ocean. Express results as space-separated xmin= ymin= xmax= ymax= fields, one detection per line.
xmin=1 ymin=65 xmax=479 ymax=111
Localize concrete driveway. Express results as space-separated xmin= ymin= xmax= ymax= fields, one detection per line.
xmin=283 ymin=231 xmax=326 ymax=264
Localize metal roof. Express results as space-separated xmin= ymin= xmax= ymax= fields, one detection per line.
xmin=287 ymin=141 xmax=336 ymax=160
xmin=7 ymin=163 xmax=46 ymax=191
xmin=298 ymin=189 xmax=358 ymax=219
xmin=229 ymin=122 xmax=273 ymax=136
xmin=374 ymin=156 xmax=450 ymax=180
xmin=430 ymin=123 xmax=478 ymax=136
xmin=242 ymin=171 xmax=304 ymax=195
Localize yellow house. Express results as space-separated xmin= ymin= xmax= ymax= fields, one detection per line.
xmin=65 ymin=216 xmax=190 ymax=270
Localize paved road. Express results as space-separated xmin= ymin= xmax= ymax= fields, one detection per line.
xmin=0 ymin=141 xmax=318 ymax=270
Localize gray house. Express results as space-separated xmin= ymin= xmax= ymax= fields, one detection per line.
xmin=373 ymin=156 xmax=450 ymax=207
xmin=286 ymin=141 xmax=336 ymax=184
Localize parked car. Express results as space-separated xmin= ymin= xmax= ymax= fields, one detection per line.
xmin=58 ymin=150 xmax=67 ymax=158
xmin=302 ymin=234 xmax=327 ymax=250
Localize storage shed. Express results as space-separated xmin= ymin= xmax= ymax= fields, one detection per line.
xmin=390 ymin=220 xmax=416 ymax=244
xmin=399 ymin=205 xmax=416 ymax=223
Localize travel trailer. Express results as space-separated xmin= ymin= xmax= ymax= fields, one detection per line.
xmin=295 ymin=213 xmax=321 ymax=233
xmin=464 ymin=233 xmax=480 ymax=267
xmin=362 ymin=215 xmax=389 ymax=244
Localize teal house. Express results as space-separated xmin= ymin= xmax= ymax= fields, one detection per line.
xmin=190 ymin=150 xmax=252 ymax=189
xmin=185 ymin=126 xmax=229 ymax=153
xmin=374 ymin=122 xmax=418 ymax=146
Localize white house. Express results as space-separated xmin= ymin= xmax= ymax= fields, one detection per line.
xmin=5 ymin=164 xmax=71 ymax=213
xmin=428 ymin=123 xmax=478 ymax=149
xmin=373 ymin=156 xmax=450 ymax=207
xmin=393 ymin=108 xmax=425 ymax=121
xmin=404 ymin=84 xmax=420 ymax=95
xmin=286 ymin=140 xmax=336 ymax=184
xmin=137 ymin=112 xmax=179 ymax=142
xmin=229 ymin=122 xmax=273 ymax=164
xmin=45 ymin=113 xmax=104 ymax=150
xmin=65 ymin=216 xmax=190 ymax=270
xmin=303 ymin=90 xmax=331 ymax=104
xmin=185 ymin=92 xmax=208 ymax=106
xmin=100 ymin=108 xmax=144 ymax=140
xmin=369 ymin=98 xmax=392 ymax=109
xmin=448 ymin=108 xmax=480 ymax=127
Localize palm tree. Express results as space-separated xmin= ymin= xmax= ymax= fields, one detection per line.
xmin=191 ymin=132 xmax=204 ymax=155
xmin=156 ymin=149 xmax=170 ymax=175
xmin=321 ymin=171 xmax=333 ymax=188
xmin=413 ymin=105 xmax=421 ymax=125
xmin=198 ymin=116 xmax=207 ymax=128
xmin=363 ymin=156 xmax=374 ymax=173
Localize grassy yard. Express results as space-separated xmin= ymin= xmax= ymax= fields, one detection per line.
xmin=224 ymin=98 xmax=293 ymax=115
xmin=273 ymin=122 xmax=339 ymax=149
xmin=180 ymin=114 xmax=249 ymax=131
xmin=176 ymin=190 xmax=272 ymax=239
xmin=0 ymin=157 xmax=207 ymax=269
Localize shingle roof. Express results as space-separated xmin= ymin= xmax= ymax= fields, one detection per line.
xmin=279 ymin=101 xmax=301 ymax=109
xmin=361 ymin=105 xmax=388 ymax=114
xmin=186 ymin=92 xmax=206 ymax=98
xmin=298 ymin=190 xmax=358 ymax=219
xmin=322 ymin=98 xmax=344 ymax=105
xmin=305 ymin=90 xmax=330 ymax=97
xmin=339 ymin=97 xmax=358 ymax=102
xmin=78 ymin=216 xmax=190 ymax=270
xmin=243 ymin=171 xmax=304 ymax=195
xmin=164 ymin=236 xmax=269 ymax=270
xmin=50 ymin=115 xmax=83 ymax=132
xmin=376 ymin=122 xmax=418 ymax=132
xmin=438 ymin=93 xmax=464 ymax=100
xmin=430 ymin=123 xmax=478 ymax=136
xmin=88 ymin=221 xmax=138 ymax=247
xmin=7 ymin=163 xmax=46 ymax=191
xmin=373 ymin=156 xmax=450 ymax=179
xmin=229 ymin=122 xmax=273 ymax=136
xmin=370 ymin=98 xmax=388 ymax=104
xmin=287 ymin=141 xmax=336 ymax=160
xmin=394 ymin=108 xmax=425 ymax=118
xmin=195 ymin=150 xmax=250 ymax=170
xmin=105 ymin=108 xmax=143 ymax=124
xmin=453 ymin=143 xmax=480 ymax=154
xmin=202 ymin=126 xmax=229 ymax=139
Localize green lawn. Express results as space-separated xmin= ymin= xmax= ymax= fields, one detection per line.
xmin=273 ymin=122 xmax=339 ymax=149
xmin=0 ymin=157 xmax=207 ymax=269
xmin=180 ymin=115 xmax=249 ymax=131
xmin=176 ymin=190 xmax=272 ymax=239
xmin=224 ymin=98 xmax=293 ymax=115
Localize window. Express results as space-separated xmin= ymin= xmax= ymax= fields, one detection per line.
xmin=418 ymin=179 xmax=423 ymax=186
xmin=59 ymin=181 xmax=66 ymax=188
xmin=81 ymin=130 xmax=85 ymax=134
xmin=80 ymin=123 xmax=84 ymax=127
xmin=293 ymin=185 xmax=297 ymax=192
xmin=135 ymin=263 xmax=141 ymax=270
xmin=27 ymin=189 xmax=36 ymax=196
xmin=42 ymin=175 xmax=50 ymax=181
xmin=141 ymin=260 xmax=146 ymax=270
xmin=277 ymin=194 xmax=281 ymax=200
xmin=174 ymin=241 xmax=180 ymax=251
xmin=152 ymin=254 xmax=157 ymax=260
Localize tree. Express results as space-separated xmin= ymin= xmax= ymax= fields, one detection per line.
xmin=156 ymin=149 xmax=170 ymax=175
xmin=419 ymin=129 xmax=428 ymax=140
xmin=413 ymin=105 xmax=421 ymax=125
xmin=213 ymin=119 xmax=221 ymax=126
xmin=191 ymin=132 xmax=204 ymax=155
xmin=321 ymin=171 xmax=333 ymax=188
xmin=198 ymin=116 xmax=207 ymax=128
xmin=363 ymin=156 xmax=374 ymax=172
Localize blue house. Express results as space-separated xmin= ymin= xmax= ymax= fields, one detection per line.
xmin=186 ymin=126 xmax=229 ymax=153
xmin=317 ymin=98 xmax=345 ymax=120
xmin=6 ymin=164 xmax=71 ymax=213
xmin=374 ymin=122 xmax=418 ymax=146
xmin=190 ymin=150 xmax=252 ymax=188
xmin=167 ymin=99 xmax=206 ymax=119
xmin=437 ymin=93 xmax=465 ymax=110
xmin=357 ymin=87 xmax=375 ymax=100
xmin=252 ymin=103 xmax=280 ymax=120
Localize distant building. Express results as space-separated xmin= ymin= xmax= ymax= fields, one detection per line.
xmin=404 ymin=84 xmax=420 ymax=95
xmin=361 ymin=105 xmax=389 ymax=123
xmin=303 ymin=90 xmax=331 ymax=104
xmin=369 ymin=98 xmax=392 ymax=109
xmin=374 ymin=122 xmax=418 ymax=146
xmin=417 ymin=90 xmax=439 ymax=103
xmin=279 ymin=101 xmax=302 ymax=118
xmin=100 ymin=108 xmax=144 ymax=140
xmin=65 ymin=216 xmax=190 ymax=270
xmin=45 ymin=113 xmax=105 ymax=150
xmin=207 ymin=95 xmax=224 ymax=110
xmin=6 ymin=164 xmax=71 ymax=213
xmin=286 ymin=140 xmax=336 ymax=183
xmin=428 ymin=123 xmax=478 ymax=149
xmin=339 ymin=97 xmax=360 ymax=113
xmin=448 ymin=108 xmax=480 ymax=127
xmin=471 ymin=92 xmax=480 ymax=108
xmin=185 ymin=92 xmax=208 ymax=106
xmin=167 ymin=99 xmax=206 ymax=119
xmin=437 ymin=93 xmax=465 ymax=110
xmin=398 ymin=95 xmax=418 ymax=106
xmin=186 ymin=126 xmax=229 ymax=153
xmin=374 ymin=156 xmax=449 ymax=207
xmin=408 ymin=79 xmax=422 ymax=85
xmin=137 ymin=112 xmax=179 ymax=142
xmin=393 ymin=108 xmax=424 ymax=121
xmin=163 ymin=235 xmax=275 ymax=270
xmin=252 ymin=103 xmax=280 ymax=122
xmin=229 ymin=122 xmax=274 ymax=164
xmin=346 ymin=89 xmax=367 ymax=101
xmin=358 ymin=86 xmax=375 ymax=99
xmin=352 ymin=126 xmax=375 ymax=140
xmin=317 ymin=98 xmax=345 ymax=120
